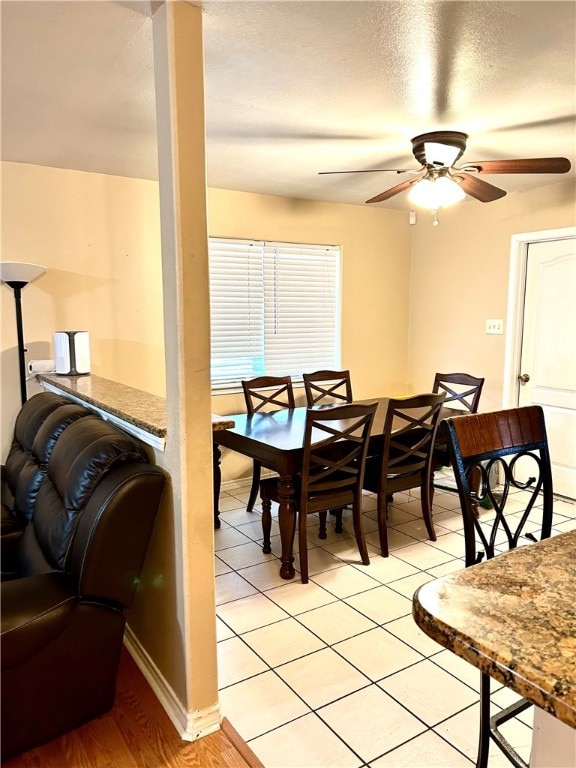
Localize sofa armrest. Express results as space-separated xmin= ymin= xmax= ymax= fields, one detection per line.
xmin=71 ymin=463 xmax=166 ymax=608
xmin=1 ymin=572 xmax=77 ymax=668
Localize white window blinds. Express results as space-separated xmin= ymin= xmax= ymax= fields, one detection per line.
xmin=209 ymin=238 xmax=341 ymax=388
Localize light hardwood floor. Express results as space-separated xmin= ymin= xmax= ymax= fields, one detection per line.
xmin=3 ymin=648 xmax=263 ymax=768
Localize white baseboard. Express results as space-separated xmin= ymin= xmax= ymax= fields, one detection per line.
xmin=220 ymin=478 xmax=251 ymax=492
xmin=220 ymin=474 xmax=273 ymax=493
xmin=123 ymin=625 xmax=222 ymax=742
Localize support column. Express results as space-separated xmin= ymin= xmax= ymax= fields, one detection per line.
xmin=152 ymin=1 xmax=219 ymax=739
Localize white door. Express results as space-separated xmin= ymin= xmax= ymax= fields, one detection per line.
xmin=518 ymin=237 xmax=576 ymax=498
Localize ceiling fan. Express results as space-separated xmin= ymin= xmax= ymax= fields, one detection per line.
xmin=319 ymin=131 xmax=572 ymax=206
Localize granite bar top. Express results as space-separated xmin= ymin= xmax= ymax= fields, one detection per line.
xmin=38 ymin=373 xmax=167 ymax=438
xmin=211 ymin=414 xmax=236 ymax=431
xmin=37 ymin=374 xmax=235 ymax=443
xmin=413 ymin=530 xmax=576 ymax=728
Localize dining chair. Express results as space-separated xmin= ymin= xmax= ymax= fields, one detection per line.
xmin=260 ymin=402 xmax=377 ymax=583
xmin=242 ymin=375 xmax=296 ymax=513
xmin=433 ymin=372 xmax=485 ymax=413
xmin=432 ymin=372 xmax=485 ymax=467
xmin=362 ymin=392 xmax=446 ymax=557
xmin=432 ymin=372 xmax=485 ymax=507
xmin=302 ymin=369 xmax=353 ymax=406
xmin=445 ymin=405 xmax=554 ymax=768
xmin=302 ymin=369 xmax=354 ymax=528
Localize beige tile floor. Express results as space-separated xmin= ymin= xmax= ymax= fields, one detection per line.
xmin=215 ymin=481 xmax=576 ymax=768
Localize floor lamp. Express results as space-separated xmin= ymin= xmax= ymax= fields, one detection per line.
xmin=1 ymin=262 xmax=47 ymax=406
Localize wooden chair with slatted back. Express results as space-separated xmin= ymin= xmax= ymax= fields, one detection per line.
xmin=445 ymin=405 xmax=554 ymax=768
xmin=242 ymin=376 xmax=296 ymax=513
xmin=362 ymin=393 xmax=446 ymax=557
xmin=303 ymin=370 xmax=353 ymax=406
xmin=260 ymin=402 xmax=377 ymax=583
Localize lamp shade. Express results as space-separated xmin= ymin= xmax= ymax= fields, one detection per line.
xmin=1 ymin=261 xmax=47 ymax=406
xmin=407 ymin=176 xmax=466 ymax=210
xmin=0 ymin=262 xmax=46 ymax=286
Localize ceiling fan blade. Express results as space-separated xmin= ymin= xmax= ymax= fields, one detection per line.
xmin=463 ymin=157 xmax=571 ymax=174
xmin=457 ymin=173 xmax=507 ymax=202
xmin=319 ymin=168 xmax=415 ymax=175
xmin=365 ymin=178 xmax=418 ymax=204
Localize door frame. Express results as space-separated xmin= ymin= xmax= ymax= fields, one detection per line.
xmin=503 ymin=226 xmax=576 ymax=408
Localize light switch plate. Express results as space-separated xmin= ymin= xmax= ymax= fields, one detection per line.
xmin=486 ymin=319 xmax=504 ymax=334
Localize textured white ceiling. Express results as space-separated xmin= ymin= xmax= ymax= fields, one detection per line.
xmin=2 ymin=0 xmax=575 ymax=209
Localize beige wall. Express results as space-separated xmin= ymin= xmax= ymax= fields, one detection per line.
xmin=3 ymin=164 xmax=573 ymax=465
xmin=407 ymin=181 xmax=576 ymax=411
xmin=207 ymin=187 xmax=412 ymax=483
xmin=1 ymin=160 xmax=165 ymax=458
xmin=1 ymin=163 xmax=411 ymax=465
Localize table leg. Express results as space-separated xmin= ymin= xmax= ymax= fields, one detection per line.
xmin=277 ymin=474 xmax=297 ymax=580
xmin=213 ymin=442 xmax=222 ymax=529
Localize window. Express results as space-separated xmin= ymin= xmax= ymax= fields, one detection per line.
xmin=209 ymin=238 xmax=341 ymax=388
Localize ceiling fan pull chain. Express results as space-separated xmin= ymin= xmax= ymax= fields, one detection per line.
xmin=432 ymin=211 xmax=439 ymax=227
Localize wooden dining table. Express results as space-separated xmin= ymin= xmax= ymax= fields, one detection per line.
xmin=214 ymin=397 xmax=461 ymax=579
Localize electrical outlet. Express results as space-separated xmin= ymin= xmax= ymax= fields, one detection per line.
xmin=486 ymin=319 xmax=504 ymax=334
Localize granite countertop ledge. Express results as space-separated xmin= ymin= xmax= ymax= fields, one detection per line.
xmin=37 ymin=373 xmax=236 ymax=438
xmin=413 ymin=530 xmax=576 ymax=728
xmin=38 ymin=373 xmax=167 ymax=438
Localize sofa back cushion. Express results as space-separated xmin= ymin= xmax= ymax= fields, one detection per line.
xmin=32 ymin=416 xmax=149 ymax=570
xmin=2 ymin=393 xmax=71 ymax=515
xmin=13 ymin=404 xmax=92 ymax=525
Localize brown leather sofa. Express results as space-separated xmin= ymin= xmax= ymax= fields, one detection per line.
xmin=1 ymin=392 xmax=167 ymax=759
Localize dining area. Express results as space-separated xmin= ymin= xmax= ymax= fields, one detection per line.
xmin=214 ymin=369 xmax=484 ymax=582
xmin=214 ymin=368 xmax=575 ymax=767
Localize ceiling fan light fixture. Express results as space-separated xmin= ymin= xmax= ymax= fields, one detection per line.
xmin=407 ymin=175 xmax=466 ymax=209
xmin=325 ymin=129 xmax=570 ymax=207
